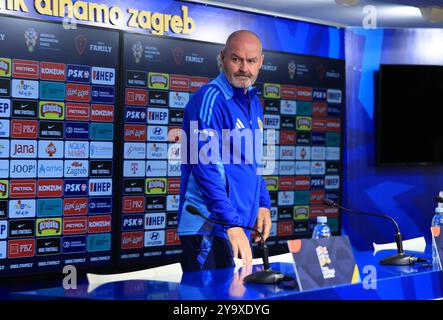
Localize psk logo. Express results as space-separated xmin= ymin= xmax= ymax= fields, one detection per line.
xmin=288 ymin=60 xmax=296 ymax=80
xmin=132 ymin=41 xmax=143 ymax=63
xmin=173 ymin=47 xmax=184 ymax=65
xmin=24 ymin=28 xmax=38 ymax=53
xmin=153 ymin=127 xmax=162 ymax=135
xmin=74 ymin=34 xmax=87 ymax=55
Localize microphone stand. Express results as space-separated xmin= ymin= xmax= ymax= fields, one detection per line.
xmin=323 ymin=199 xmax=416 ymax=266
xmin=186 ymin=205 xmax=293 ymax=284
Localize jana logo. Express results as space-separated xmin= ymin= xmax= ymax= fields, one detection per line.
xmin=75 ymin=34 xmax=87 ymax=55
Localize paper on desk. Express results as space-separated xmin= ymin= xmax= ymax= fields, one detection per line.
xmin=86 ymin=263 xmax=182 ymax=293
xmin=233 ymin=252 xmax=294 ymax=269
xmin=373 ymin=236 xmax=426 ymax=255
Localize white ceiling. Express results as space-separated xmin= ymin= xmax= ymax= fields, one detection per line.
xmin=183 ymin=0 xmax=443 ymax=28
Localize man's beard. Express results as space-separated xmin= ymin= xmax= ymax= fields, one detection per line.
xmin=230 ymin=72 xmax=255 ymax=89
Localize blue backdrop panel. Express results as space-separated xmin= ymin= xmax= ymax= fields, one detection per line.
xmin=344 ymin=28 xmax=443 ymax=250
xmin=0 ymin=0 xmax=344 ymax=59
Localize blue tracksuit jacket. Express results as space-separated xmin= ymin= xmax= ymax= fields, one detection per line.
xmin=178 ymin=72 xmax=271 ymax=240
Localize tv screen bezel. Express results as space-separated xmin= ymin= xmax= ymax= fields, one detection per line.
xmin=376 ymin=63 xmax=443 ymax=167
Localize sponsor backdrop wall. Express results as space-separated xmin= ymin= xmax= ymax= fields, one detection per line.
xmin=344 ymin=28 xmax=443 ymax=250
xmin=120 ymin=34 xmax=344 ymax=265
xmin=0 ymin=16 xmax=118 ymax=274
xmin=0 ymin=0 xmax=345 ymax=275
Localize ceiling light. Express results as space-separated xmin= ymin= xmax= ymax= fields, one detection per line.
xmin=335 ymin=0 xmax=360 ymax=6
xmin=379 ymin=5 xmax=421 ymax=18
xmin=420 ymin=6 xmax=443 ymax=23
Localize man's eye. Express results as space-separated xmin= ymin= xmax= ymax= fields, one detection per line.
xmin=232 ymin=57 xmax=238 ymax=62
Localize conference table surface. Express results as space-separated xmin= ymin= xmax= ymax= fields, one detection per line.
xmin=9 ymin=249 xmax=443 ymax=300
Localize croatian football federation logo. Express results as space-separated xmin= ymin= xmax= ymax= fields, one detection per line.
xmin=132 ymin=41 xmax=143 ymax=64
xmin=288 ymin=60 xmax=296 ymax=80
xmin=24 ymin=28 xmax=38 ymax=53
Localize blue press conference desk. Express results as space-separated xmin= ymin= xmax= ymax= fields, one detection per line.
xmin=10 ymin=250 xmax=443 ymax=300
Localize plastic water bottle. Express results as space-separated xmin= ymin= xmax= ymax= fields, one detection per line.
xmin=312 ymin=216 xmax=331 ymax=239
xmin=432 ymin=193 xmax=443 ymax=270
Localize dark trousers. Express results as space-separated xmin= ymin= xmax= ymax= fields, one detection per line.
xmin=179 ymin=235 xmax=235 ymax=272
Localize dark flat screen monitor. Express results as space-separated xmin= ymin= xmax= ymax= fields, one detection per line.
xmin=377 ymin=64 xmax=443 ymax=166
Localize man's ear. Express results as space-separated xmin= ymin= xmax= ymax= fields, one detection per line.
xmin=259 ymin=53 xmax=265 ymax=68
xmin=220 ymin=49 xmax=225 ymax=61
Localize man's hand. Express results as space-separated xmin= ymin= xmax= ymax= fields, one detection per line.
xmin=227 ymin=227 xmax=252 ymax=266
xmin=255 ymin=207 xmax=272 ymax=243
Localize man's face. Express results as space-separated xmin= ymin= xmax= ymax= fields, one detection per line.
xmin=221 ymin=33 xmax=264 ymax=90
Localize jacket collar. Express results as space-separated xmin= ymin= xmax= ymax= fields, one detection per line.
xmin=212 ymin=72 xmax=259 ymax=101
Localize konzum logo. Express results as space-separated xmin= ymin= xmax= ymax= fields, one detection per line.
xmin=38 ymin=179 xmax=63 ymax=197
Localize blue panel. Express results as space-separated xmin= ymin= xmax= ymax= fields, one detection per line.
xmin=8 ymin=250 xmax=443 ymax=300
xmin=344 ymin=28 xmax=443 ymax=250
xmin=0 ymin=0 xmax=344 ymax=59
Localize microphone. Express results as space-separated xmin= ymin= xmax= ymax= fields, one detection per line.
xmin=323 ymin=198 xmax=423 ymax=266
xmin=185 ymin=205 xmax=293 ymax=284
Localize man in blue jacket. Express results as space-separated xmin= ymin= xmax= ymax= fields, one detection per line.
xmin=178 ymin=30 xmax=272 ymax=271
